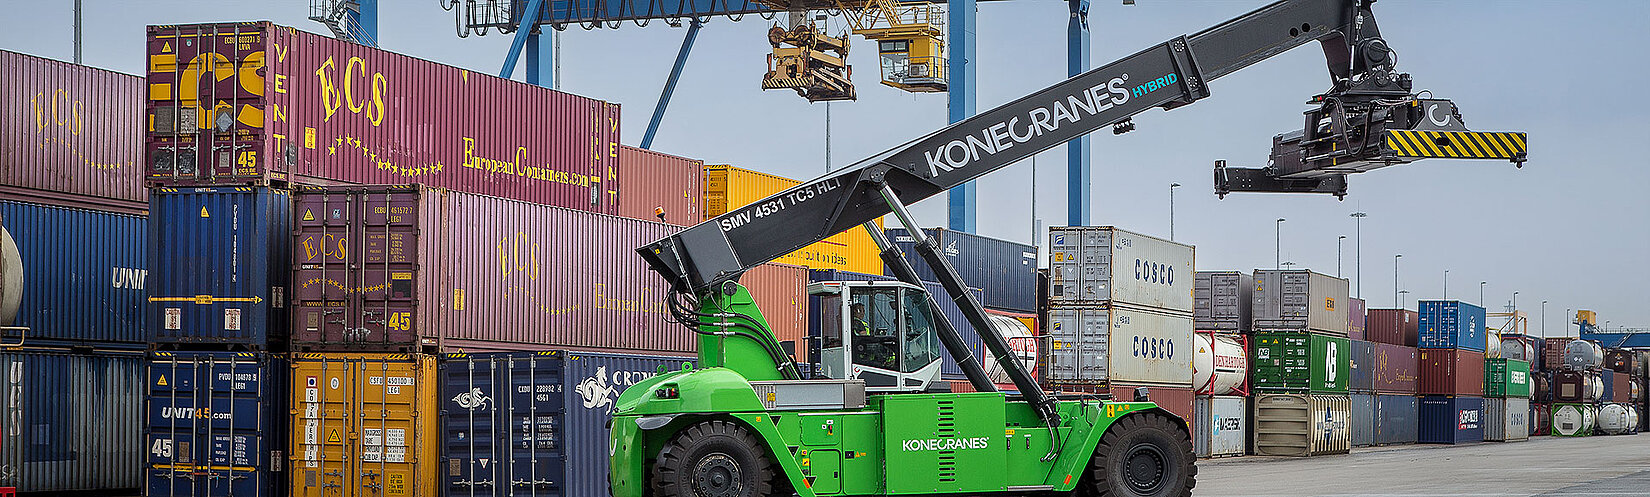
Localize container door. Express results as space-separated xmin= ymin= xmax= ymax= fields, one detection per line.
xmin=442 ymin=355 xmax=503 ymax=497
xmin=358 ymin=190 xmax=424 ymax=350
xmin=506 ymin=353 xmax=565 ymax=496
xmin=294 ymin=356 xmax=352 ymax=497
xmin=147 ymin=355 xmax=202 ymax=496
xmin=293 ymin=190 xmax=359 ymax=346
xmin=201 ymin=354 xmax=274 ymax=496
xmin=354 ymin=357 xmax=430 ymax=497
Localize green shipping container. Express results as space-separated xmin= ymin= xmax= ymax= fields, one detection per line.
xmin=1485 ymin=358 xmax=1531 ymax=398
xmin=1252 ymin=331 xmax=1350 ymax=393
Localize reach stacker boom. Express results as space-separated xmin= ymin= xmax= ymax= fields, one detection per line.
xmin=613 ymin=1 xmax=1527 ymax=496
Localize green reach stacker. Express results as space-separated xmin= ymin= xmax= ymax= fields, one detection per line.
xmin=612 ymin=1 xmax=1527 ymax=496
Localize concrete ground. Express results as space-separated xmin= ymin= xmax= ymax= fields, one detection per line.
xmin=1195 ymin=434 xmax=1650 ymax=497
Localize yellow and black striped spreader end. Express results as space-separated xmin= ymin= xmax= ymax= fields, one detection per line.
xmin=1385 ymin=129 xmax=1527 ymax=160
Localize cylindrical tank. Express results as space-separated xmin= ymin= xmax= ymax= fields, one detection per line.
xmin=1564 ymin=340 xmax=1605 ymax=371
xmin=1551 ymin=404 xmax=1597 ymax=436
xmin=983 ymin=314 xmax=1037 ymax=385
xmin=1589 ymin=375 xmax=1605 ymax=401
xmin=1501 ymin=337 xmax=1536 ymax=363
xmin=1597 ymin=403 xmax=1632 ymax=435
xmin=1532 ymin=372 xmax=1551 ymax=403
xmin=0 ymin=225 xmax=22 ymax=326
xmin=1193 ymin=333 xmax=1248 ymax=395
xmin=1530 ymin=403 xmax=1552 ymax=436
xmin=1632 ymin=379 xmax=1643 ymax=402
xmin=1627 ymin=405 xmax=1642 ymax=434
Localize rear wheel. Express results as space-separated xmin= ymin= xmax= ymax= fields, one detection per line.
xmin=652 ymin=420 xmax=775 ymax=497
xmin=1085 ymin=412 xmax=1196 ymax=497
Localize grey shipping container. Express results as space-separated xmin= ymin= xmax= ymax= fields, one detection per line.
xmin=1350 ymin=393 xmax=1375 ymax=446
xmin=1194 ymin=271 xmax=1252 ymax=331
xmin=1194 ymin=395 xmax=1246 ymax=458
xmin=1252 ymin=270 xmax=1349 ymax=335
xmin=1048 ymin=226 xmax=1194 ymax=312
xmin=1046 ymin=304 xmax=1193 ymax=386
xmin=0 ymin=349 xmax=144 ymax=493
xmin=1374 ymin=394 xmax=1419 ymax=445
xmin=1 ymin=200 xmax=147 ymax=347
xmin=1349 ymin=339 xmax=1375 ymax=393
xmin=887 ymin=227 xmax=1039 ymax=312
xmin=808 ymin=269 xmax=985 ymax=380
xmin=1484 ymin=397 xmax=1531 ymax=442
xmin=1251 ymin=393 xmax=1350 ymax=456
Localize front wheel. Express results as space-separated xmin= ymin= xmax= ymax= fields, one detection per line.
xmin=1085 ymin=412 xmax=1196 ymax=497
xmin=652 ymin=420 xmax=775 ymax=497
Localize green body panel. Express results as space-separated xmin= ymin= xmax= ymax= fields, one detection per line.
xmin=1252 ymin=331 xmax=1350 ymax=393
xmin=696 ymin=284 xmax=793 ymax=381
xmin=1485 ymin=359 xmax=1531 ymax=398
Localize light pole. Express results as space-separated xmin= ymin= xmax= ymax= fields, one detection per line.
xmin=1400 ymin=290 xmax=1411 ymax=310
xmin=1350 ymin=212 xmax=1367 ymax=298
xmin=1443 ymin=270 xmax=1449 ymax=300
xmin=1541 ymin=300 xmax=1548 ymax=338
xmin=1565 ymin=308 xmax=1571 ymax=337
xmin=1337 ymin=236 xmax=1347 ymax=278
xmin=1480 ymin=281 xmax=1487 ymax=307
xmin=1393 ymin=254 xmax=1402 ymax=308
xmin=1275 ymin=218 xmax=1286 ymax=269
xmin=1169 ymin=183 xmax=1181 ymax=241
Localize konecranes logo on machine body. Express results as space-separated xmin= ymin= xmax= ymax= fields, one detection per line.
xmin=902 ymin=436 xmax=992 ymax=452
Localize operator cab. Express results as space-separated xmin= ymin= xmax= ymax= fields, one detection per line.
xmin=808 ymin=280 xmax=943 ymax=393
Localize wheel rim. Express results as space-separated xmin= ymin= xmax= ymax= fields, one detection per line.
xmin=1123 ymin=442 xmax=1168 ymax=494
xmin=692 ymin=453 xmax=743 ymax=497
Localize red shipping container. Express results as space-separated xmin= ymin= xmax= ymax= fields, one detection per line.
xmin=1 ymin=50 xmax=147 ymax=212
xmin=1611 ymin=371 xmax=1629 ymax=403
xmin=1542 ymin=338 xmax=1574 ymax=372
xmin=1111 ymin=383 xmax=1197 ymax=440
xmin=290 ymin=185 xmax=687 ymax=353
xmin=741 ymin=262 xmax=809 ymax=363
xmin=615 ymin=145 xmax=702 ymax=225
xmin=1347 ymin=298 xmax=1367 ymax=341
xmin=1366 ymin=309 xmax=1417 ymax=346
xmin=1371 ymin=343 xmax=1419 ymax=394
xmin=1418 ymin=348 xmax=1484 ymax=396
xmin=144 ymin=22 xmax=620 ymax=214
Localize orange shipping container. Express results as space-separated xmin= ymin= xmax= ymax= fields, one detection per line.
xmin=290 ymin=352 xmax=439 ymax=497
xmin=702 ymin=165 xmax=882 ymax=273
xmin=741 ymin=262 xmax=810 ymax=363
xmin=616 ymin=145 xmax=703 ymax=225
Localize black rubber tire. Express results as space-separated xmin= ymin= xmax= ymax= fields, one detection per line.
xmin=1085 ymin=412 xmax=1197 ymax=497
xmin=652 ymin=420 xmax=775 ymax=497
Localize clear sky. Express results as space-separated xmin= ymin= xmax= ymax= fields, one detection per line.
xmin=5 ymin=1 xmax=1645 ymax=333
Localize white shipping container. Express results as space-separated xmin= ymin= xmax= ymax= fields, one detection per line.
xmin=1194 ymin=395 xmax=1246 ymax=458
xmin=1046 ymin=305 xmax=1193 ymax=385
xmin=1484 ymin=397 xmax=1530 ymax=442
xmin=1048 ymin=226 xmax=1195 ymax=312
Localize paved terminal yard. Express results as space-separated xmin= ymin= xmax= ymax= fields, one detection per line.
xmin=1197 ymin=434 xmax=1650 ymax=497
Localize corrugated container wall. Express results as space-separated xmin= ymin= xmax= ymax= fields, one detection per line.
xmin=1417 ymin=300 xmax=1487 ymax=351
xmin=0 ymin=50 xmax=147 ymax=208
xmin=147 ymin=351 xmax=288 ymax=497
xmin=0 ymin=200 xmax=146 ymax=346
xmin=1374 ymin=394 xmax=1418 ymax=445
xmin=807 ymin=269 xmax=985 ymax=380
xmin=703 ymin=166 xmax=881 ymax=274
xmin=144 ymin=23 xmax=620 ymax=214
xmin=1349 ymin=339 xmax=1375 ymax=393
xmin=887 ymin=228 xmax=1039 ymax=313
xmin=1484 ymin=397 xmax=1530 ymax=442
xmin=1419 ymin=348 xmax=1485 ymax=396
xmin=1485 ymin=358 xmax=1531 ymax=398
xmin=148 ymin=187 xmax=290 ymax=347
xmin=616 ymin=145 xmax=701 ymax=225
xmin=1047 ymin=226 xmax=1194 ymax=312
xmin=0 ymin=349 xmax=144 ymax=493
xmin=1193 ymin=395 xmax=1245 ymax=458
xmin=1252 ymin=270 xmax=1349 ymax=335
xmin=742 ymin=263 xmax=810 ymax=363
xmin=1366 ymin=309 xmax=1418 ymax=347
xmin=1251 ymin=393 xmax=1350 ymax=456
xmin=1193 ymin=271 xmax=1251 ymax=332
xmin=1419 ymin=395 xmax=1485 ymax=444
xmin=289 ymin=352 xmax=439 ymax=497
xmin=1371 ymin=343 xmax=1419 ymax=394
xmin=1250 ymin=331 xmax=1349 ymax=393
xmin=562 ymin=351 xmax=693 ymax=497
xmin=438 ymin=351 xmax=565 ymax=497
xmin=1347 ymin=298 xmax=1366 ymax=340
xmin=1350 ymin=393 xmax=1375 ymax=446
xmin=1541 ymin=338 xmax=1574 ymax=372
xmin=290 ymin=185 xmax=691 ymax=354
xmin=1047 ymin=306 xmax=1194 ymax=386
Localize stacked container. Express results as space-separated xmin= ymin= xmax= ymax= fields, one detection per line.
xmin=1046 ymin=226 xmax=1195 ymax=429
xmin=886 ymin=228 xmax=1039 ymax=313
xmin=1347 ymin=339 xmax=1375 ymax=446
xmin=1 ymin=50 xmax=149 ymax=494
xmin=616 ymin=145 xmax=703 ymax=225
xmin=1483 ymin=359 xmax=1531 ymax=442
xmin=1416 ymin=300 xmax=1487 ymax=444
xmin=702 ymin=165 xmax=880 ymax=273
xmin=1364 ymin=307 xmax=1421 ymax=446
xmin=1192 ymin=271 xmax=1251 ymax=457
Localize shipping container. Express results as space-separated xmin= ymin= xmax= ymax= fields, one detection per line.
xmin=1485 ymin=358 xmax=1531 ymax=398
xmin=1251 ymin=270 xmax=1349 ymax=335
xmin=1111 ymin=383 xmax=1195 ymax=439
xmin=149 ymin=187 xmax=290 ymax=347
xmin=1347 ymin=298 xmax=1366 ymax=341
xmin=742 ymin=263 xmax=810 ymax=363
xmin=1047 ymin=305 xmax=1193 ymax=386
xmin=1419 ymin=349 xmax=1485 ymax=396
xmin=703 ymin=166 xmax=881 ymax=274
xmin=0 ymin=50 xmax=147 ymax=209
xmin=1484 ymin=397 xmax=1530 ymax=442
xmin=1541 ymin=337 xmax=1574 ymax=372
xmin=1350 ymin=393 xmax=1374 ymax=447
xmin=1371 ymin=343 xmax=1419 ymax=394
xmin=1365 ymin=309 xmax=1418 ymax=347
xmin=1418 ymin=395 xmax=1484 ymax=444
xmin=1417 ymin=300 xmax=1487 ymax=351
xmin=616 ymin=145 xmax=702 ymax=225
xmin=1348 ymin=339 xmax=1374 ymax=393
xmin=1193 ymin=395 xmax=1245 ymax=458
xmin=1193 ymin=331 xmax=1247 ymax=395
xmin=147 ymin=351 xmax=287 ymax=497
xmin=1551 ymin=370 xmax=1602 ymax=403
xmin=289 ymin=352 xmax=439 ymax=497
xmin=886 ymin=228 xmax=1039 ymax=312
xmin=807 ymin=269 xmax=985 ymax=380
xmin=1550 ymin=403 xmax=1595 ymax=437
xmin=1595 ymin=403 xmax=1635 ymax=435
xmin=1501 ymin=335 xmax=1543 ymax=371
xmin=0 ymin=349 xmax=143 ymax=493
xmin=0 ymin=200 xmax=146 ymax=346
xmin=1531 ymin=402 xmax=1551 ymax=436
xmin=1250 ymin=331 xmax=1349 ymax=393
xmin=145 ymin=23 xmax=621 ymax=214
xmin=1047 ymin=226 xmax=1194 ymax=312
xmin=1602 ymin=371 xmax=1628 ymax=402
xmin=1374 ymin=394 xmax=1418 ymax=445
xmin=1250 ymin=393 xmax=1350 ymax=457
xmin=289 ymin=185 xmax=691 ymax=354
xmin=1604 ymin=349 xmax=1640 ymax=375
xmin=1193 ymin=271 xmax=1252 ymax=332
xmin=1562 ymin=340 xmax=1604 ymax=371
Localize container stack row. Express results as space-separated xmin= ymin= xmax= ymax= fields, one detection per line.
xmin=1246 ymin=270 xmax=1355 ymax=457
xmin=1532 ymin=332 xmax=1645 ymax=438
xmin=1191 ymin=271 xmax=1250 ymax=458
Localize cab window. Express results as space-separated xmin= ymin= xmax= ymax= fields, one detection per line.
xmin=900 ymin=288 xmax=941 ymax=373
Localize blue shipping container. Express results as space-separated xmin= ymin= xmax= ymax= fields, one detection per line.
xmin=1418 ymin=395 xmax=1485 ymax=444
xmin=438 ymin=350 xmax=691 ymax=497
xmin=0 ymin=200 xmax=146 ymax=346
xmin=885 ymin=228 xmax=1039 ymax=312
xmin=1418 ymin=300 xmax=1486 ymax=351
xmin=1349 ymin=339 xmax=1375 ymax=392
xmin=0 ymin=349 xmax=144 ymax=493
xmin=1600 ymin=371 xmax=1615 ymax=402
xmin=1374 ymin=394 xmax=1418 ymax=445
xmin=808 ymin=269 xmax=986 ymax=380
xmin=1350 ymin=393 xmax=1375 ymax=447
xmin=148 ymin=187 xmax=291 ymax=347
xmin=146 ymin=351 xmax=287 ymax=497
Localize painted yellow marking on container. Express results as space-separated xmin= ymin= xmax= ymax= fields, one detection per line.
xmin=156 ymin=375 xmax=168 ymax=387
xmin=200 ymin=206 xmax=210 ymax=218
